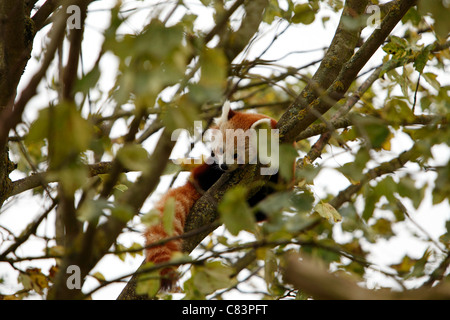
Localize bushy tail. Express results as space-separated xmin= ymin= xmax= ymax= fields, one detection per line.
xmin=143 ymin=171 xmax=209 ymax=293
xmin=144 ymin=224 xmax=182 ymax=291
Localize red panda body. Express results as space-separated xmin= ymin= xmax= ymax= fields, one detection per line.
xmin=212 ymin=101 xmax=290 ymax=221
xmin=144 ymin=101 xmax=286 ymax=292
xmin=144 ymin=161 xmax=223 ymax=290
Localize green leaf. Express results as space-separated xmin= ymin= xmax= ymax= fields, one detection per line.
xmin=402 ymin=7 xmax=422 ymax=26
xmin=128 ymin=242 xmax=144 ymax=258
xmin=439 ymin=220 xmax=450 ymax=246
xmin=384 ymin=98 xmax=416 ymax=127
xmin=289 ymin=190 xmax=314 ymax=213
xmin=139 ymin=20 xmax=184 ymax=61
xmin=352 ymin=115 xmax=391 ymax=149
xmin=199 ymin=0 xmax=213 ymax=6
xmin=278 ymin=143 xmax=298 ymax=182
xmin=264 ymin=0 xmax=286 ymax=24
xmin=192 ymin=47 xmax=227 ymax=103
xmin=389 ymin=255 xmax=417 ymax=276
xmin=115 ymin=243 xmax=127 ymax=261
xmin=141 ymin=208 xmax=161 ymax=227
xmin=374 ymin=175 xmax=397 ymax=204
xmin=256 ymin=191 xmax=292 ymax=216
xmin=337 ymin=148 xmax=370 ymax=183
xmin=362 ymin=186 xmax=378 ymax=221
xmin=117 ymin=144 xmax=149 ymax=171
xmin=432 ymin=162 xmax=450 ymax=205
xmin=407 ymin=249 xmax=431 ymax=279
xmin=54 ymin=164 xmax=89 ymax=196
xmin=111 ymin=204 xmax=135 ymax=223
xmin=382 ymin=36 xmax=408 ymax=59
xmin=296 ymin=164 xmax=321 ymax=186
xmin=219 ymin=186 xmax=255 ymax=235
xmin=74 ymin=66 xmax=100 ymax=94
xmin=264 ymin=249 xmax=277 ymax=294
xmin=292 ymin=3 xmax=316 ymax=25
xmin=418 ymin=1 xmax=450 ymax=38
xmin=397 ymin=175 xmax=425 ymax=209
xmin=422 ymin=72 xmax=441 ymax=91
xmin=371 ymin=218 xmax=394 ymax=239
xmin=112 ymin=19 xmax=189 ymax=106
xmin=77 ymin=198 xmax=109 ymax=223
xmin=27 ymin=102 xmax=94 ymax=168
xmin=414 ymin=46 xmax=431 ymax=73
xmin=136 ymin=263 xmax=161 ymax=298
xmin=191 ymin=261 xmax=235 ymax=296
xmin=114 ymin=184 xmax=128 ymax=192
xmin=161 ymin=97 xmax=200 ymax=131
xmin=47 ymin=245 xmax=65 ymax=257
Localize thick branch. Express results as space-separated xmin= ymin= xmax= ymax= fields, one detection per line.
xmin=297 ymin=0 xmax=369 ymax=107
xmin=0 ymin=2 xmax=68 ymax=151
xmin=219 ymin=0 xmax=269 ymax=62
xmin=284 ymin=252 xmax=450 ymax=300
xmin=278 ymin=0 xmax=418 ymax=143
xmin=0 ymin=0 xmax=28 ymax=108
xmin=0 ymin=1 xmax=32 ymax=207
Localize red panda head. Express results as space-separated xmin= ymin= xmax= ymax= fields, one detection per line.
xmin=209 ymin=101 xmax=279 ymax=173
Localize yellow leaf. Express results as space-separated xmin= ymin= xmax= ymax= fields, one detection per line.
xmin=314 ymin=202 xmax=342 ymax=223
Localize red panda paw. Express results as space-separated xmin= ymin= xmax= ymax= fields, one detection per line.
xmin=160 ymin=267 xmax=180 ymax=292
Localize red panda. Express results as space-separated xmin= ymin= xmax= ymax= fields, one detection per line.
xmin=144 ymin=101 xmax=286 ymax=292
xmin=211 ymin=101 xmax=278 ymax=173
xmin=144 ymin=161 xmax=223 ymax=291
xmin=211 ymin=101 xmax=283 ymax=221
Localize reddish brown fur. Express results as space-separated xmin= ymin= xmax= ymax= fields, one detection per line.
xmin=222 ymin=109 xmax=277 ymax=130
xmin=144 ymin=181 xmax=201 ymax=290
xmin=144 ymin=104 xmax=282 ymax=292
xmin=144 ymin=162 xmax=223 ymax=291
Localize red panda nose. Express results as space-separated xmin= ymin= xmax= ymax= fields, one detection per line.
xmin=219 ymin=164 xmax=228 ymax=171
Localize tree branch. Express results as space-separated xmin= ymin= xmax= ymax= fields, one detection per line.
xmin=31 ymin=0 xmax=59 ymax=32
xmin=283 ymin=252 xmax=450 ymax=300
xmin=329 ymin=144 xmax=421 ymax=209
xmin=9 ymin=161 xmax=116 ymax=197
xmin=278 ymin=0 xmax=418 ymax=143
xmin=219 ymin=0 xmax=269 ymax=62
xmin=0 ymin=201 xmax=57 ymax=261
xmin=0 ymin=1 xmax=68 ymax=151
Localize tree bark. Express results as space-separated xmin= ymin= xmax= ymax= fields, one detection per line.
xmin=0 ymin=0 xmax=35 ymax=206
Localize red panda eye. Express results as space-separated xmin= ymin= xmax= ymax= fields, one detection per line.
xmin=233 ymin=153 xmax=238 ymax=159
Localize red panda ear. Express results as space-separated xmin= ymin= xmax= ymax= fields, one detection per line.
xmin=250 ymin=118 xmax=274 ymax=130
xmin=214 ymin=101 xmax=235 ymax=125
